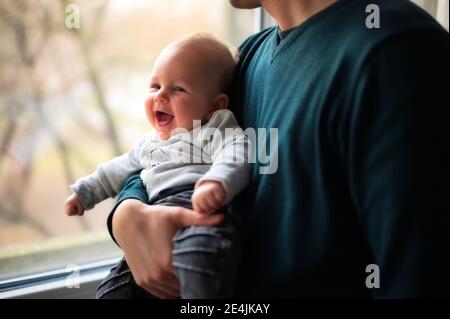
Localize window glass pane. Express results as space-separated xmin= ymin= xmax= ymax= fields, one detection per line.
xmin=0 ymin=0 xmax=255 ymax=280
xmin=411 ymin=0 xmax=449 ymax=30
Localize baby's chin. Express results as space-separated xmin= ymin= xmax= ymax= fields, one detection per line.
xmin=157 ymin=132 xmax=171 ymax=141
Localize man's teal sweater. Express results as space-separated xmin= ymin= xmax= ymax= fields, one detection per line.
xmin=229 ymin=0 xmax=448 ymax=298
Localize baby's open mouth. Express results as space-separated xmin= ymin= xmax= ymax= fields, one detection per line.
xmin=155 ymin=111 xmax=174 ymax=127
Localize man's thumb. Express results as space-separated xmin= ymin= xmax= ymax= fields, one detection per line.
xmin=177 ymin=208 xmax=224 ymax=228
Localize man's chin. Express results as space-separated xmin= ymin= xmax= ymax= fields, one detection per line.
xmin=229 ymin=0 xmax=262 ymax=9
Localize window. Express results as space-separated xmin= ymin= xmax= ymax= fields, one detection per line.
xmin=412 ymin=0 xmax=449 ymax=30
xmin=0 ymin=0 xmax=256 ymax=282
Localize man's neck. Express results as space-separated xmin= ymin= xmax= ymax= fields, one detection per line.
xmin=262 ymin=0 xmax=337 ymax=31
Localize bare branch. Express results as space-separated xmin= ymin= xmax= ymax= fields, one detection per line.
xmin=58 ymin=0 xmax=122 ymax=155
xmin=87 ymin=0 xmax=109 ymax=46
xmin=0 ymin=2 xmax=19 ymax=29
xmin=0 ymin=104 xmax=22 ymax=170
xmin=31 ymin=4 xmax=53 ymax=62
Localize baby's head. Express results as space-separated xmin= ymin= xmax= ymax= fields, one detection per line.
xmin=144 ymin=32 xmax=238 ymax=140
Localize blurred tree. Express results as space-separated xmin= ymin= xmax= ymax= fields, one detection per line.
xmin=60 ymin=0 xmax=122 ymax=156
xmin=0 ymin=0 xmax=94 ymax=234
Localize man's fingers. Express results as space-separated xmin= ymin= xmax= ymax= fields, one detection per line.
xmin=131 ymin=265 xmax=180 ymax=298
xmin=176 ymin=208 xmax=224 ymax=227
xmin=166 ymin=267 xmax=181 ymax=287
xmin=144 ymin=284 xmax=177 ymax=299
xmin=160 ymin=270 xmax=181 ymax=295
xmin=153 ymin=281 xmax=180 ymax=298
xmin=144 ymin=271 xmax=180 ymax=299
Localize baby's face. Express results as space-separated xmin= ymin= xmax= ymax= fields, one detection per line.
xmin=144 ymin=43 xmax=221 ymax=140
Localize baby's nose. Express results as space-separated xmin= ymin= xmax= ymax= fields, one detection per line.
xmin=155 ymin=91 xmax=169 ymax=103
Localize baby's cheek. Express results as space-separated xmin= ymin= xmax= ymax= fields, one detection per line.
xmin=143 ymin=98 xmax=155 ymax=124
xmin=176 ymin=107 xmax=204 ymax=130
xmin=176 ymin=112 xmax=194 ymax=130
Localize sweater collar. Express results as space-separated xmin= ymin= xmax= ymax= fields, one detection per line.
xmin=269 ymin=0 xmax=350 ymax=62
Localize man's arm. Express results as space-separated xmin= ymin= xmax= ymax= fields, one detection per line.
xmin=345 ymin=31 xmax=448 ymax=298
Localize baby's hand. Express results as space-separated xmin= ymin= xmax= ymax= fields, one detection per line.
xmin=64 ymin=193 xmax=85 ymax=216
xmin=192 ymin=181 xmax=227 ymax=214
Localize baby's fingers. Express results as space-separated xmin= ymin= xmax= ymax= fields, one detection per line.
xmin=213 ymin=189 xmax=226 ymax=205
xmin=192 ymin=197 xmax=208 ymax=214
xmin=204 ymin=194 xmax=219 ymax=212
xmin=65 ymin=202 xmax=84 ymax=216
xmin=66 ymin=204 xmax=78 ymax=216
xmin=76 ymin=204 xmax=85 ymax=216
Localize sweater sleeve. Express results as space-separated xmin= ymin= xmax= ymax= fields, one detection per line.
xmin=344 ymin=31 xmax=448 ymax=298
xmin=70 ymin=135 xmax=148 ymax=210
xmin=198 ymin=110 xmax=251 ymax=204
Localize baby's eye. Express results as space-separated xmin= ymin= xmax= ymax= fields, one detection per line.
xmin=173 ymin=86 xmax=185 ymax=93
xmin=150 ymin=84 xmax=160 ymax=91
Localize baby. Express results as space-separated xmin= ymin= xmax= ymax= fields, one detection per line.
xmin=64 ymin=32 xmax=250 ymax=299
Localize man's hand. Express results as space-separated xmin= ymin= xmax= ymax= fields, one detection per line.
xmin=64 ymin=193 xmax=85 ymax=216
xmin=191 ymin=180 xmax=227 ymax=214
xmin=113 ymin=199 xmax=224 ymax=299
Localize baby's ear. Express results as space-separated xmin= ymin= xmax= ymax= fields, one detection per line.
xmin=207 ymin=94 xmax=229 ymax=120
xmin=214 ymin=93 xmax=229 ymax=110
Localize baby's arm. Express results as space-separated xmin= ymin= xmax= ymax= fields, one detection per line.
xmin=65 ymin=135 xmax=148 ymax=216
xmin=192 ymin=111 xmax=251 ymax=214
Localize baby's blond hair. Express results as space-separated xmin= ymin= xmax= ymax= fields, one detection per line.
xmin=165 ymin=32 xmax=239 ymax=94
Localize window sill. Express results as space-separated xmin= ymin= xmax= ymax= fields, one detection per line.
xmin=0 ymin=257 xmax=120 ymax=299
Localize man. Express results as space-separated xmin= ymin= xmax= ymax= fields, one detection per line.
xmin=107 ymin=0 xmax=448 ymax=298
